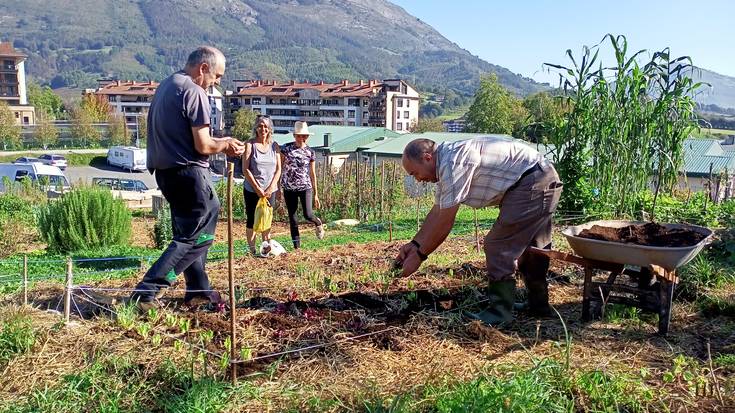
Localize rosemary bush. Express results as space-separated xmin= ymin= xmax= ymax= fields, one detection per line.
xmin=37 ymin=186 xmax=131 ymax=252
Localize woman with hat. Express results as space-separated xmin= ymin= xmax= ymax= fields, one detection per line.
xmin=280 ymin=121 xmax=325 ymax=249
xmin=242 ymin=115 xmax=281 ymax=255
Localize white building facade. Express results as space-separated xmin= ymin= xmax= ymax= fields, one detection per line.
xmin=228 ymin=79 xmax=419 ymax=134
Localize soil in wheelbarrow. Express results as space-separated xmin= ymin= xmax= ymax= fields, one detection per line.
xmin=577 ymin=222 xmax=707 ymax=247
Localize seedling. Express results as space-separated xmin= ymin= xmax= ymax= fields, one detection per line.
xmin=135 ymin=322 xmax=151 ymax=338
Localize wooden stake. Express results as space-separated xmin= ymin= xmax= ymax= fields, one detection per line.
xmin=356 ymin=158 xmax=361 ymax=220
xmin=64 ymin=257 xmax=72 ymax=324
xmin=22 ymin=255 xmax=28 ymax=306
xmin=415 ymin=198 xmax=420 ymax=231
xmin=380 ymin=160 xmax=385 ymax=222
xmin=474 ymin=209 xmax=480 ymax=252
xmin=226 ymin=162 xmax=237 ymax=385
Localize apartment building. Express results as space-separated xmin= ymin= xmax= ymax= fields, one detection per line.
xmin=442 ymin=117 xmax=466 ymax=133
xmin=228 ymin=78 xmax=419 ymax=134
xmin=88 ymin=79 xmax=225 ymax=135
xmin=0 ymin=42 xmax=35 ymax=125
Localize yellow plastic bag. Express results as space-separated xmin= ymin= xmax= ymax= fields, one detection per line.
xmin=253 ymin=197 xmax=273 ymax=233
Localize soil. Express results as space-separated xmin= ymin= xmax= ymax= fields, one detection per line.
xmin=577 ymin=222 xmax=707 ymax=247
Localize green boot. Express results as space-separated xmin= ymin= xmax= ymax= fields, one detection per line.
xmin=464 ymin=280 xmax=515 ymax=326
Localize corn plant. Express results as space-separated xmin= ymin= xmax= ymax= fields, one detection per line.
xmin=544 ymin=34 xmax=705 ymax=217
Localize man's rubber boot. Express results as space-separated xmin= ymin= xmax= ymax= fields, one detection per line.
xmin=464 ymin=279 xmax=515 ymax=326
xmin=523 ymin=277 xmax=552 ymax=317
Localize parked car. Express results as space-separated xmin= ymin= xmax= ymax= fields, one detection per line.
xmin=0 ymin=163 xmax=70 ymax=192
xmin=13 ymin=156 xmax=42 ymax=164
xmin=93 ymin=177 xmax=151 ymax=192
xmin=38 ymin=154 xmax=67 ymax=170
xmin=107 ymin=146 xmax=146 ymax=172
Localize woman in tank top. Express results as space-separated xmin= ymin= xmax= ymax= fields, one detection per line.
xmin=242 ymin=115 xmax=281 ymax=255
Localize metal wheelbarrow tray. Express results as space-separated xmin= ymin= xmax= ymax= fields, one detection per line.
xmin=562 ymin=220 xmax=713 ymax=271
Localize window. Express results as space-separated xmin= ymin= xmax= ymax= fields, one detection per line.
xmin=23 ymin=116 xmax=29 ymax=124
xmin=252 ymin=98 xmax=261 ymax=105
xmin=363 ymin=111 xmax=368 ymax=118
xmin=348 ymin=110 xmax=355 ymax=118
xmin=363 ymin=99 xmax=369 ymax=107
xmin=404 ymin=111 xmax=409 ymax=119
xmin=396 ymin=122 xmax=402 ymax=131
xmin=397 ymin=99 xmax=403 ymax=107
xmin=405 ymin=100 xmax=410 ymax=108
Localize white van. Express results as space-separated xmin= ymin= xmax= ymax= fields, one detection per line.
xmin=0 ymin=163 xmax=71 ymax=192
xmin=107 ymin=146 xmax=146 ymax=172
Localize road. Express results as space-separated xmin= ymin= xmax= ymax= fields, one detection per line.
xmin=0 ymin=149 xmax=109 ymax=155
xmin=65 ymin=165 xmax=158 ymax=188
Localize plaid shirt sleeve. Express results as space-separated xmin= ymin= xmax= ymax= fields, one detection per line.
xmin=435 ymin=147 xmax=480 ymax=209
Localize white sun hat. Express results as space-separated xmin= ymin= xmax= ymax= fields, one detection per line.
xmin=293 ymin=121 xmax=313 ymax=136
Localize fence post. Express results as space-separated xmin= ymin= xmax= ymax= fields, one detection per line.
xmin=22 ymin=255 xmax=28 ymax=306
xmin=415 ymin=198 xmax=420 ymax=231
xmin=356 ymin=159 xmax=361 ymax=220
xmin=226 ymin=162 xmax=238 ymax=385
xmin=474 ymin=209 xmax=480 ymax=252
xmin=64 ymin=257 xmax=73 ymax=324
xmin=380 ymin=160 xmax=385 ymax=222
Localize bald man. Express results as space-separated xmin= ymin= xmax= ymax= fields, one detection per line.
xmin=131 ymin=46 xmax=245 ymax=309
xmin=395 ymin=136 xmax=563 ymax=325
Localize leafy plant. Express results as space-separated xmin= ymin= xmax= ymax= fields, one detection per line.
xmin=37 ymin=186 xmax=132 ymax=252
xmin=544 ymin=34 xmax=704 ymax=216
xmin=152 ymin=206 xmax=173 ymax=250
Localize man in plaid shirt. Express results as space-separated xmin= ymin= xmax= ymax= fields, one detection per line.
xmin=395 ymin=136 xmax=563 ymax=325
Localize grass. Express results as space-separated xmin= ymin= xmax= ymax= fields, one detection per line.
xmin=1 ymin=349 xmax=664 ymax=413
xmin=0 ymin=204 xmax=499 ymax=292
xmin=0 ymin=355 xmax=250 ymax=413
xmin=0 ymin=309 xmax=36 ymax=367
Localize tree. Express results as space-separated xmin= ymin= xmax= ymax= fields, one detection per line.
xmin=0 ymin=101 xmax=22 ymax=150
xmin=71 ymin=106 xmax=101 ymax=147
xmin=79 ymin=93 xmax=111 ymax=122
xmin=231 ymin=109 xmax=257 ymax=141
xmin=107 ymin=112 xmax=129 ymax=146
xmin=35 ymin=112 xmax=59 ymax=149
xmin=521 ymin=92 xmax=569 ymax=142
xmin=410 ymin=117 xmax=445 ymax=133
xmin=135 ymin=110 xmax=147 ymax=147
xmin=27 ymin=82 xmax=65 ymax=119
xmin=465 ymin=74 xmax=528 ymax=137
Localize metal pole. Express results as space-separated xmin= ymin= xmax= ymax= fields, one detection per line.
xmin=64 ymin=257 xmax=72 ymax=324
xmin=22 ymin=255 xmax=28 ymax=306
xmin=226 ymin=162 xmax=237 ymax=385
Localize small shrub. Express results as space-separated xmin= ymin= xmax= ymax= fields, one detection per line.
xmin=0 ymin=311 xmax=36 ymax=366
xmin=37 ymin=186 xmax=131 ymax=252
xmin=153 ymin=207 xmax=173 ymax=249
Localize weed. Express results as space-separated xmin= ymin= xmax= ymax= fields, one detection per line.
xmin=0 ymin=311 xmax=35 ymax=366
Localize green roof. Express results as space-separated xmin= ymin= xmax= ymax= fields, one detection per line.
xmin=361 ymin=132 xmax=555 ymax=159
xmin=273 ymin=125 xmax=400 ymax=154
xmin=682 ymin=138 xmax=735 ymax=176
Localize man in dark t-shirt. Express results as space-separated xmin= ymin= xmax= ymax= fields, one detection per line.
xmin=132 ymin=46 xmax=245 ymax=307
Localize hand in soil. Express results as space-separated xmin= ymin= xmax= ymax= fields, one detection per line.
xmin=398 ymin=249 xmax=422 ymax=277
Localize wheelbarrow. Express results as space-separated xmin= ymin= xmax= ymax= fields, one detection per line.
xmin=529 ymin=220 xmax=713 ymax=335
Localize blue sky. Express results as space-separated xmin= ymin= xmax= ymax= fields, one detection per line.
xmin=390 ymin=0 xmax=735 ymax=84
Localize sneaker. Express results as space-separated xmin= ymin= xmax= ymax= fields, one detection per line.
xmin=315 ymin=225 xmax=325 ymax=240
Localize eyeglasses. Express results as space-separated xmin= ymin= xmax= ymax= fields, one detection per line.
xmin=256 ymin=114 xmax=271 ymax=118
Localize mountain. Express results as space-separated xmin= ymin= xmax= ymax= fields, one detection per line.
xmin=693 ymin=67 xmax=735 ymax=111
xmin=0 ymin=0 xmax=547 ymax=97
